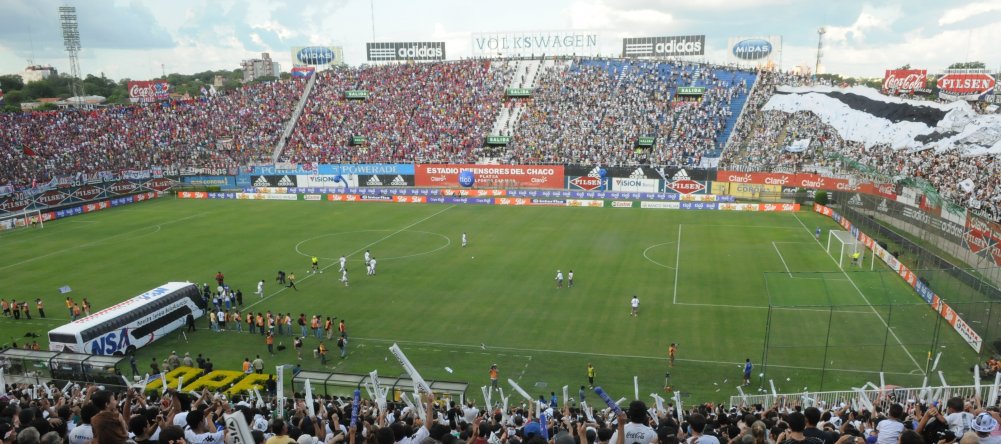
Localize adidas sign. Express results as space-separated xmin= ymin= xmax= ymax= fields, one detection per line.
xmin=366 ymin=175 xmax=383 ymax=186
xmin=390 ymin=175 xmax=408 ymax=186
xmin=847 ymin=194 xmax=863 ymax=206
xmin=628 ymin=168 xmax=646 ymax=179
xmin=276 ymin=175 xmax=295 ymax=187
xmin=671 ymin=169 xmax=690 ymax=181
xmin=253 ymin=176 xmax=269 ymax=187
xmin=586 ymin=166 xmax=602 ymax=178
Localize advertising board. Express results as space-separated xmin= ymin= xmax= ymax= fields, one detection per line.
xmin=471 ymin=31 xmax=600 ymax=57
xmin=414 ymin=164 xmax=564 ymax=189
xmin=621 ymin=35 xmax=705 ymax=57
xmin=291 ymin=46 xmax=345 ymax=67
xmin=366 ymin=42 xmax=446 ymax=61
xmin=882 ymin=69 xmax=927 ymax=94
xmin=610 ymin=178 xmax=660 ymax=193
xmin=727 ymin=36 xmax=782 ymax=66
xmin=128 ymin=80 xmax=170 ymax=103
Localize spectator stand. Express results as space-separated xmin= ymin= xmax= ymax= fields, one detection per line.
xmin=291 ymin=371 xmax=467 ymax=402
xmin=0 ymin=348 xmax=125 ymax=388
xmin=729 ymin=383 xmax=985 ymax=412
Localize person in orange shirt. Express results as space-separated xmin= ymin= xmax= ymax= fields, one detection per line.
xmin=35 ymin=299 xmax=45 ymax=318
xmin=310 ymin=316 xmax=320 ymax=339
xmin=489 ymin=364 xmax=499 ymax=390
xmin=324 ymin=317 xmax=333 ymax=340
xmin=266 ymin=333 xmax=275 ymax=355
xmin=256 ymin=313 xmax=265 ymax=336
xmin=64 ymin=297 xmax=74 ymax=317
xmin=72 ymin=304 xmax=81 ymax=320
xmin=338 ymin=319 xmax=347 ymax=339
xmin=247 ymin=312 xmax=256 ymax=334
xmin=242 ymin=358 xmax=252 ymax=373
xmin=669 ymin=343 xmax=677 ymax=367
xmin=1 ymin=299 xmax=9 ymax=317
xmin=318 ymin=342 xmax=328 ymax=365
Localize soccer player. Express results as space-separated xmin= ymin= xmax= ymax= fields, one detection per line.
xmin=568 ymin=270 xmax=574 ymax=288
xmin=340 ymin=269 xmax=349 ymax=287
xmin=369 ymin=257 xmax=377 ymax=276
xmin=555 ymin=269 xmax=563 ymax=289
xmin=286 ymin=272 xmax=298 ymax=290
xmin=256 ymin=280 xmax=265 ymax=298
xmin=462 ymin=232 xmax=468 ymax=248
xmin=630 ymin=295 xmax=640 ymax=316
xmin=669 ymin=343 xmax=677 ymax=367
xmin=586 ymin=363 xmax=595 ymax=388
xmin=366 ymin=261 xmax=372 ymax=276
xmin=339 ymin=255 xmax=346 ymax=272
xmin=276 ymin=270 xmax=286 ymax=285
xmin=743 ymin=358 xmax=753 ymax=386
xmin=852 ymin=251 xmax=861 ymax=266
xmin=311 ymin=256 xmax=319 ymax=274
xmin=815 ymin=227 xmax=821 ymax=239
xmin=364 ymin=250 xmax=371 ymax=265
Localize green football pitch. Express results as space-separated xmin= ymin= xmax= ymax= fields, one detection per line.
xmin=0 ymin=197 xmax=981 ymax=402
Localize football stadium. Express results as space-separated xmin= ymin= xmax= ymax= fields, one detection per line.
xmin=1 ymin=2 xmax=1001 ymax=444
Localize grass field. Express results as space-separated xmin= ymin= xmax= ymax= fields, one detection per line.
xmin=0 ymin=197 xmax=982 ymax=403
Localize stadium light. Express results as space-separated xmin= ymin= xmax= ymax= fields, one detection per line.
xmin=59 ymin=5 xmax=84 ymax=107
xmin=815 ymin=27 xmax=826 ymax=77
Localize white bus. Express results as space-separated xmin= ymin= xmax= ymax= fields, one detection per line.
xmin=48 ymin=282 xmax=204 ymax=355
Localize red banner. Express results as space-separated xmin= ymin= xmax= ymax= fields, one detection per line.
xmin=128 ymin=80 xmax=170 ymax=103
xmin=717 ymin=170 xmax=862 ymax=193
xmin=415 ymin=164 xmax=564 ymax=189
xmin=882 ymin=69 xmax=927 ymax=94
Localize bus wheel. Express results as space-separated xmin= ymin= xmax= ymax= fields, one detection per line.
xmin=125 ymin=345 xmax=137 ymax=355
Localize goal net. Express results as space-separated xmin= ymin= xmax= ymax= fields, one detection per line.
xmin=826 ymin=230 xmax=864 ymax=269
xmin=0 ymin=209 xmax=44 ymax=232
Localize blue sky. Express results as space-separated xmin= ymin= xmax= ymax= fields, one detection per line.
xmin=0 ymin=0 xmax=998 ymax=81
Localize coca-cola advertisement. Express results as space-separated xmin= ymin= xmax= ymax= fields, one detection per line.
xmin=128 ymin=80 xmax=170 ymax=103
xmin=882 ymin=69 xmax=927 ymax=94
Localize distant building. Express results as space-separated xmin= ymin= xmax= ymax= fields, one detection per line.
xmin=240 ymin=53 xmax=281 ymax=83
xmin=213 ymin=75 xmax=226 ymax=88
xmin=23 ymin=65 xmax=58 ymax=83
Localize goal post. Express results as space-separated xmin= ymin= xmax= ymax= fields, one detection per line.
xmin=0 ymin=209 xmax=44 ymax=232
xmin=826 ymin=230 xmax=872 ymax=269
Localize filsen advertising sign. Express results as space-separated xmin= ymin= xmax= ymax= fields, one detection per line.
xmin=366 ymin=42 xmax=446 ymax=61
xmin=622 ymin=35 xmax=706 ymax=57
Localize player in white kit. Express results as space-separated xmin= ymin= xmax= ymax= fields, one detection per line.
xmin=339 ymin=256 xmax=346 ymax=272
xmin=631 ymin=295 xmax=640 ymax=316
xmin=462 ymin=232 xmax=467 ymax=247
xmin=364 ymin=250 xmax=371 ymax=265
xmin=368 ymin=258 xmax=377 ymax=275
xmin=555 ymin=270 xmax=563 ymax=289
xmin=340 ymin=269 xmax=349 ymax=287
xmin=256 ymin=280 xmax=265 ymax=298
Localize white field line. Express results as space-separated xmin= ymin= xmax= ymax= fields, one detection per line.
xmin=642 ymin=242 xmax=675 ymax=269
xmin=793 ymin=213 xmax=925 ymax=373
xmin=672 ymin=225 xmax=682 ymax=304
xmin=243 ymin=205 xmax=456 ymax=311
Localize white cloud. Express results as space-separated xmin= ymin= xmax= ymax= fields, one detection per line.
xmin=824 ymin=3 xmax=902 ymax=44
xmin=939 ymin=0 xmax=1001 ymax=26
xmin=567 ymin=0 xmax=674 ymax=30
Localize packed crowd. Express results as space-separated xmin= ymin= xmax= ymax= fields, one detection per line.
xmin=283 ymin=60 xmax=511 ymax=164
xmin=0 ymin=79 xmax=304 ymax=190
xmin=2 ymin=368 xmax=999 ymax=444
xmin=504 ymin=60 xmax=752 ymax=167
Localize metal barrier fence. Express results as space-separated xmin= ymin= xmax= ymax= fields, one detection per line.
xmin=730 ymin=384 xmax=991 ymax=411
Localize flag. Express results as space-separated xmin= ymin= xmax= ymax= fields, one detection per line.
xmin=200 ymin=86 xmax=208 ymax=96
xmin=209 ymin=85 xmax=217 ymax=97
xmin=59 ymin=285 xmax=72 ymax=294
xmin=23 ymin=147 xmax=37 ymax=156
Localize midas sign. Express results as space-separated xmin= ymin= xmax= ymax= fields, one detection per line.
xmin=144 ymin=366 xmax=271 ymax=395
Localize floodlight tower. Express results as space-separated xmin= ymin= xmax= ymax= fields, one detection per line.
xmin=815 ymin=27 xmax=826 ymax=77
xmin=59 ymin=5 xmax=83 ymax=107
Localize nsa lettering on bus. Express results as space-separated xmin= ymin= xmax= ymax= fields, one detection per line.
xmin=91 ymin=328 xmax=132 ymax=355
xmin=732 ymin=39 xmax=773 ymax=60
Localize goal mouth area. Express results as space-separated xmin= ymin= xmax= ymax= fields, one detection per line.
xmin=0 ymin=209 xmax=44 ymax=232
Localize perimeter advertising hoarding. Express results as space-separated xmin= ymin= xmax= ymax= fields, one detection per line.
xmin=471 ymin=31 xmax=600 ymax=57
xmin=366 ymin=42 xmax=446 ymax=61
xmin=727 ymin=36 xmax=782 ymax=66
xmin=622 ymin=35 xmax=706 ymax=57
xmin=414 ymin=164 xmax=564 ymax=189
xmin=291 ymin=46 xmax=346 ymax=67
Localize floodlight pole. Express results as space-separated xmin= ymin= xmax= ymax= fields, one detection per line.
xmin=59 ymin=5 xmax=83 ymax=107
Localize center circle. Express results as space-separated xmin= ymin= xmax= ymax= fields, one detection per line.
xmin=294 ymin=230 xmax=451 ymax=262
